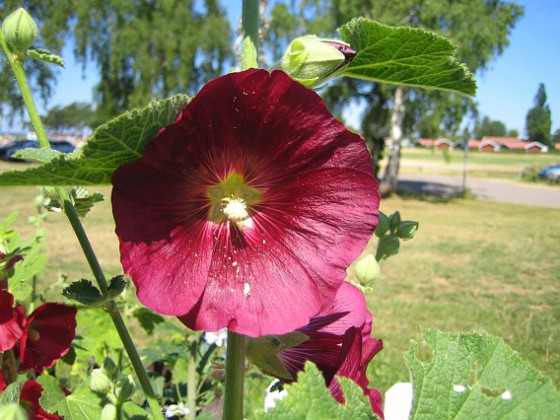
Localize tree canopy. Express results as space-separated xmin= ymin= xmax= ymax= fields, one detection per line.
xmin=525 ymin=83 xmax=552 ymax=146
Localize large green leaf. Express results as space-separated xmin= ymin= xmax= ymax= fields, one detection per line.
xmin=406 ymin=329 xmax=560 ymax=419
xmin=263 ymin=362 xmax=377 ymax=419
xmin=339 ymin=18 xmax=476 ymax=95
xmin=0 ymin=95 xmax=189 ymax=186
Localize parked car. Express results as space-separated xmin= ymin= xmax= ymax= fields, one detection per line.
xmin=539 ymin=164 xmax=560 ymax=183
xmin=0 ymin=140 xmax=75 ymax=161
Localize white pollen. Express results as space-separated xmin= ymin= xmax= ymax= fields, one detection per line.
xmin=453 ymin=385 xmax=466 ymax=393
xmin=244 ymin=283 xmax=251 ymax=296
xmin=222 ymin=199 xmax=248 ymax=222
xmin=232 ymin=261 xmax=238 ymax=267
xmin=501 ymin=390 xmax=512 ymax=400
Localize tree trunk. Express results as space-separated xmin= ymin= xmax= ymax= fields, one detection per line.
xmin=379 ymin=86 xmax=405 ymax=195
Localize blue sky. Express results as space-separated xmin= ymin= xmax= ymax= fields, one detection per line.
xmin=9 ymin=0 xmax=559 ymax=137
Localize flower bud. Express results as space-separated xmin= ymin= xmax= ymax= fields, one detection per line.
xmin=281 ymin=36 xmax=356 ymax=87
xmin=90 ymin=368 xmax=113 ymax=394
xmin=376 ymin=236 xmax=400 ymax=260
xmin=353 ymin=254 xmax=380 ymax=286
xmin=2 ymin=8 xmax=38 ymax=52
xmin=374 ymin=212 xmax=390 ymax=238
xmin=115 ymin=375 xmax=136 ymax=403
xmin=389 ymin=211 xmax=401 ymax=229
xmin=397 ymin=220 xmax=419 ymax=240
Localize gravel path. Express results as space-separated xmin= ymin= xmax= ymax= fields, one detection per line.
xmin=398 ymin=174 xmax=560 ymax=208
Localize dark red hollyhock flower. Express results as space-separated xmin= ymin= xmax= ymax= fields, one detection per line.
xmin=18 ymin=303 xmax=77 ymax=371
xmin=19 ymin=380 xmax=62 ymax=419
xmin=0 ymin=290 xmax=25 ymax=352
xmin=248 ymin=282 xmax=383 ymax=417
xmin=112 ymin=69 xmax=379 ymax=337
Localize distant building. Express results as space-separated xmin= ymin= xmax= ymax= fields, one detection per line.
xmin=414 ymin=138 xmax=454 ymax=150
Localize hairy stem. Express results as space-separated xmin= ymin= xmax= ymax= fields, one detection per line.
xmin=0 ymin=31 xmax=163 ymax=420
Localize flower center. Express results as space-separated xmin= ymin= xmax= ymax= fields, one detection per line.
xmin=28 ymin=328 xmax=41 ymax=342
xmin=206 ymin=172 xmax=261 ymax=226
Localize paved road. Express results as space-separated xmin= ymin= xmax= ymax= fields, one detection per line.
xmin=398 ymin=174 xmax=560 ymax=208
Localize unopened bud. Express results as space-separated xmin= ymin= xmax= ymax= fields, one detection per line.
xmin=115 ymin=375 xmax=136 ymax=403
xmin=90 ymin=368 xmax=112 ymax=394
xmin=397 ymin=220 xmax=419 ymax=240
xmin=281 ymin=35 xmax=356 ymax=87
xmin=376 ymin=236 xmax=400 ymax=260
xmin=389 ymin=211 xmax=401 ymax=229
xmin=354 ymin=254 xmax=380 ymax=286
xmin=2 ymin=8 xmax=38 ymax=52
xmin=374 ymin=212 xmax=390 ymax=238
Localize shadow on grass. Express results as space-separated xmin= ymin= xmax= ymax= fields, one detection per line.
xmin=395 ymin=179 xmax=476 ymax=203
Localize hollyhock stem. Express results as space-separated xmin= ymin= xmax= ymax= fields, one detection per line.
xmin=221 ymin=2 xmax=259 ymax=419
xmin=0 ymin=32 xmax=164 ymax=420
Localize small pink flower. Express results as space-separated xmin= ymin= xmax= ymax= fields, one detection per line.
xmin=112 ymin=69 xmax=379 ymax=337
xmin=18 ymin=303 xmax=77 ymax=371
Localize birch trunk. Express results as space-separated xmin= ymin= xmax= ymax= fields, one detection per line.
xmin=379 ymin=86 xmax=405 ymax=195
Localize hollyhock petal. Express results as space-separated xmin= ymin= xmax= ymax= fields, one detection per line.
xmin=1 ymin=253 xmax=23 ymax=290
xmin=20 ymin=380 xmax=62 ymax=419
xmin=18 ymin=303 xmax=77 ymax=371
xmin=0 ymin=290 xmax=25 ymax=352
xmin=112 ymin=69 xmax=378 ymax=337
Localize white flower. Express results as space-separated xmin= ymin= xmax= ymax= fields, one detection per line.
xmin=204 ymin=328 xmax=228 ymax=347
xmin=264 ymin=381 xmax=288 ymax=412
xmin=164 ymin=403 xmax=191 ymax=418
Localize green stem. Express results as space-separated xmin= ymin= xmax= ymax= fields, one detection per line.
xmin=0 ymin=31 xmax=163 ymax=420
xmin=221 ymin=3 xmax=258 ymax=419
xmin=187 ymin=355 xmax=197 ymax=420
xmin=223 ymin=331 xmax=246 ymax=420
xmin=241 ymin=0 xmax=259 ymax=70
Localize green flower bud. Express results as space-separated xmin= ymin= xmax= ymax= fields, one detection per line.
xmin=374 ymin=212 xmax=390 ymax=238
xmin=115 ymin=375 xmax=136 ymax=403
xmin=389 ymin=211 xmax=401 ymax=229
xmin=353 ymin=254 xmax=380 ymax=286
xmin=376 ymin=236 xmax=400 ymax=260
xmin=90 ymin=368 xmax=113 ymax=394
xmin=102 ymin=357 xmax=119 ymax=380
xmin=100 ymin=404 xmax=117 ymax=420
xmin=397 ymin=220 xmax=419 ymax=240
xmin=2 ymin=8 xmax=38 ymax=52
xmin=281 ymin=35 xmax=356 ymax=87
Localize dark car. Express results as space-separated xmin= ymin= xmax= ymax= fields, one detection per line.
xmin=0 ymin=140 xmax=75 ymax=161
xmin=539 ymin=164 xmax=560 ymax=183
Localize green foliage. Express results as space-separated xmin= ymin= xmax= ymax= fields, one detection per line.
xmin=26 ymin=47 xmax=64 ymax=67
xmin=473 ymin=116 xmax=508 ymax=138
xmin=39 ymin=187 xmax=104 ymax=217
xmin=339 ymin=18 xmax=476 ymax=95
xmin=41 ymin=102 xmax=95 ymax=134
xmin=406 ymin=329 xmax=560 ymax=419
xmin=525 ymin=83 xmax=552 ymax=146
xmin=262 ymin=363 xmax=377 ymax=419
xmin=0 ymin=94 xmax=189 ymax=186
xmin=38 ymin=375 xmax=105 ymax=419
xmin=62 ymin=276 xmax=126 ymax=307
xmin=0 ymin=377 xmax=25 ymax=405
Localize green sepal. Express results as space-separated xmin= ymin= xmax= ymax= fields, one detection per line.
xmin=40 ymin=186 xmax=104 ymax=217
xmin=247 ymin=332 xmax=309 ymax=380
xmin=26 ymin=47 xmax=65 ymax=67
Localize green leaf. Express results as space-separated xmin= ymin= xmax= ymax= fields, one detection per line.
xmin=133 ymin=307 xmax=165 ymax=334
xmin=0 ymin=404 xmax=27 ymax=420
xmin=27 ymin=47 xmax=65 ymax=67
xmin=0 ymin=377 xmax=26 ymax=405
xmin=63 ymin=279 xmax=103 ymax=306
xmin=263 ymin=362 xmax=376 ymax=419
xmin=338 ymin=18 xmax=476 ymax=95
xmin=121 ymin=402 xmax=149 ymax=419
xmin=406 ymin=329 xmax=560 ymax=419
xmin=106 ymin=275 xmax=127 ymax=300
xmin=12 ymin=147 xmax=62 ymax=163
xmin=0 ymin=95 xmax=190 ymax=186
xmin=9 ymin=243 xmax=48 ymax=301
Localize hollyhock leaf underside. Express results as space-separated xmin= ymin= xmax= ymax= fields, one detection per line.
xmin=406 ymin=329 xmax=560 ymax=419
xmin=112 ymin=69 xmax=379 ymax=337
xmin=339 ymin=18 xmax=476 ymax=95
xmin=0 ymin=95 xmax=189 ymax=186
xmin=263 ymin=362 xmax=377 ymax=419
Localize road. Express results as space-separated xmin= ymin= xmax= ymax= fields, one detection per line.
xmin=398 ymin=174 xmax=560 ymax=208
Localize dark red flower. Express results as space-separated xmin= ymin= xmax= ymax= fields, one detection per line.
xmin=0 ymin=290 xmax=25 ymax=352
xmin=18 ymin=303 xmax=77 ymax=371
xmin=112 ymin=69 xmax=379 ymax=337
xmin=247 ymin=282 xmax=383 ymax=417
xmin=19 ymin=380 xmax=62 ymax=419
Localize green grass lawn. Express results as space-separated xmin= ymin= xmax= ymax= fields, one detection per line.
xmin=1 ymin=162 xmax=559 ymax=397
xmin=396 ymin=147 xmax=560 ymax=181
